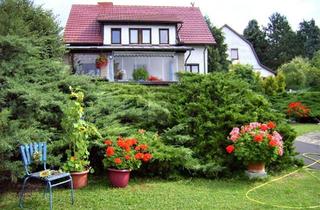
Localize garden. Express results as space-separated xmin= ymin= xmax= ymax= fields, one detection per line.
xmin=0 ymin=0 xmax=320 ymax=209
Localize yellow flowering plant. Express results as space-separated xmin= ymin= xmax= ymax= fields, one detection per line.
xmin=61 ymin=87 xmax=101 ymax=172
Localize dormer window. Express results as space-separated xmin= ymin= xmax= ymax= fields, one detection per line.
xmin=159 ymin=29 xmax=169 ymax=44
xmin=129 ymin=28 xmax=151 ymax=44
xmin=111 ymin=28 xmax=121 ymax=44
xmin=142 ymin=29 xmax=151 ymax=44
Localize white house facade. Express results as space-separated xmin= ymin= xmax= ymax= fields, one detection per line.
xmin=221 ymin=24 xmax=275 ymax=77
xmin=64 ymin=2 xmax=215 ymax=82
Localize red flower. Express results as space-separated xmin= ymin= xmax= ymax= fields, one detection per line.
xmin=267 ymin=121 xmax=276 ymax=129
xmin=106 ymin=147 xmax=115 ymax=157
xmin=139 ymin=144 xmax=148 ymax=151
xmin=114 ymin=158 xmax=122 ymax=164
xmin=125 ymin=138 xmax=137 ymax=147
xmin=117 ymin=139 xmax=126 ymax=148
xmin=135 ymin=146 xmax=140 ymax=151
xmin=135 ymin=153 xmax=144 ymax=160
xmin=104 ymin=139 xmax=112 ymax=146
xmin=254 ymin=134 xmax=263 ymax=142
xmin=260 ymin=124 xmax=268 ymax=131
xmin=125 ymin=155 xmax=131 ymax=160
xmin=267 ymin=134 xmax=273 ymax=141
xmin=269 ymin=139 xmax=278 ymax=147
xmin=124 ymin=146 xmax=131 ymax=152
xmin=226 ymin=145 xmax=235 ymax=154
xmin=142 ymin=153 xmax=152 ymax=162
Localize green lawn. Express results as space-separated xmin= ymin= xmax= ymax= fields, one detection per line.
xmin=290 ymin=123 xmax=320 ymax=136
xmin=1 ymin=169 xmax=319 ymax=210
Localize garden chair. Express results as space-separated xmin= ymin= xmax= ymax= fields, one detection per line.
xmin=19 ymin=142 xmax=74 ymax=210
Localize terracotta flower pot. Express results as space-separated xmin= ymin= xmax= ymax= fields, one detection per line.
xmin=247 ymin=162 xmax=265 ymax=173
xmin=107 ymin=168 xmax=131 ymax=188
xmin=71 ymin=170 xmax=89 ymax=189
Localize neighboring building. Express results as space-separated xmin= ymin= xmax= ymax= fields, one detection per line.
xmin=221 ymin=24 xmax=275 ymax=77
xmin=64 ymin=2 xmax=215 ymax=81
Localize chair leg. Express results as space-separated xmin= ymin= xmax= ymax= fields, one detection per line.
xmin=19 ymin=176 xmax=30 ymax=208
xmin=48 ymin=182 xmax=53 ymax=210
xmin=43 ymin=184 xmax=48 ymax=198
xmin=69 ymin=175 xmax=74 ymax=205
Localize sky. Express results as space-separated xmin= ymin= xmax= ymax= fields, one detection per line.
xmin=33 ymin=0 xmax=320 ymax=34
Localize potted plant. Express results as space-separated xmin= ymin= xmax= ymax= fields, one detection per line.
xmin=61 ymin=87 xmax=101 ymax=189
xmin=103 ymin=131 xmax=152 ymax=188
xmin=96 ymin=54 xmax=108 ymax=69
xmin=132 ymin=67 xmax=148 ymax=81
xmin=225 ymin=122 xmax=283 ymax=177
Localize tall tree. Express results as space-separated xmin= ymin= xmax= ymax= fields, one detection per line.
xmin=297 ymin=19 xmax=320 ymax=59
xmin=0 ymin=0 xmax=64 ymax=59
xmin=264 ymin=13 xmax=300 ymax=70
xmin=204 ymin=16 xmax=229 ymax=72
xmin=243 ymin=19 xmax=269 ymax=67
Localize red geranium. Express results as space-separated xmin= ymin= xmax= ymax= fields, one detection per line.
xmin=254 ymin=134 xmax=263 ymax=142
xmin=260 ymin=124 xmax=268 ymax=131
xmin=226 ymin=122 xmax=283 ymax=165
xmin=226 ymin=145 xmax=235 ymax=154
xmin=104 ymin=139 xmax=112 ymax=146
xmin=135 ymin=152 xmax=144 ymax=160
xmin=103 ymin=132 xmax=152 ymax=170
xmin=114 ymin=158 xmax=122 ymax=164
xmin=148 ymin=75 xmax=161 ymax=81
xmin=143 ymin=153 xmax=152 ymax=162
xmin=269 ymin=139 xmax=278 ymax=147
xmin=106 ymin=147 xmax=114 ymax=157
xmin=267 ymin=121 xmax=276 ymax=129
xmin=287 ymin=102 xmax=310 ymax=118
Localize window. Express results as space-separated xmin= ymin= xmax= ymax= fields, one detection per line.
xmin=142 ymin=29 xmax=151 ymax=44
xmin=230 ymin=48 xmax=239 ymax=60
xmin=129 ymin=28 xmax=151 ymax=44
xmin=111 ymin=28 xmax=121 ymax=44
xmin=159 ymin=29 xmax=169 ymax=44
xmin=129 ymin=29 xmax=138 ymax=44
xmin=185 ymin=64 xmax=199 ymax=73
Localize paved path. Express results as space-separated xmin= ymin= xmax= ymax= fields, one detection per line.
xmin=294 ymin=132 xmax=320 ymax=169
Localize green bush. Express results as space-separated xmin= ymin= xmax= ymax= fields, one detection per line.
xmin=132 ymin=67 xmax=149 ymax=81
xmin=164 ymin=72 xmax=297 ymax=177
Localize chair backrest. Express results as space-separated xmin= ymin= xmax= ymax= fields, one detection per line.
xmin=20 ymin=142 xmax=47 ymax=175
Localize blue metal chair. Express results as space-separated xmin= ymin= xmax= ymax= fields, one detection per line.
xmin=19 ymin=142 xmax=74 ymax=210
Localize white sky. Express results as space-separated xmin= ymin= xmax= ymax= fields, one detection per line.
xmin=33 ymin=0 xmax=320 ymax=34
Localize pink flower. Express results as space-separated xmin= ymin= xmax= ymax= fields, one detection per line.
xmin=230 ymin=127 xmax=240 ymax=136
xmin=230 ymin=134 xmax=239 ymax=142
xmin=250 ymin=122 xmax=261 ymax=129
xmin=272 ymin=131 xmax=283 ymax=141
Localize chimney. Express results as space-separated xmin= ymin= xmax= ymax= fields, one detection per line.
xmin=98 ymin=2 xmax=113 ymax=7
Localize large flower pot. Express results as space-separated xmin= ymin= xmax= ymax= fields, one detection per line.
xmin=246 ymin=162 xmax=267 ymax=179
xmin=247 ymin=162 xmax=265 ymax=173
xmin=71 ymin=170 xmax=89 ymax=189
xmin=107 ymin=168 xmax=131 ymax=188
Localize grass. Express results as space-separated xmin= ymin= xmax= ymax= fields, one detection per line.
xmin=1 ymin=169 xmax=319 ymax=210
xmin=290 ymin=123 xmax=320 ymax=136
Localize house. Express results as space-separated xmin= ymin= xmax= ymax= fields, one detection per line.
xmin=64 ymin=2 xmax=215 ymax=82
xmin=221 ymin=24 xmax=275 ymax=77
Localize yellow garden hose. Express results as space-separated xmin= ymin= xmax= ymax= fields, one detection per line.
xmin=245 ymin=153 xmax=320 ymax=209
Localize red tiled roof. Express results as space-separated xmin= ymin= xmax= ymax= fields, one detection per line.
xmin=64 ymin=3 xmax=215 ymax=45
xmin=97 ymin=13 xmax=182 ymax=23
